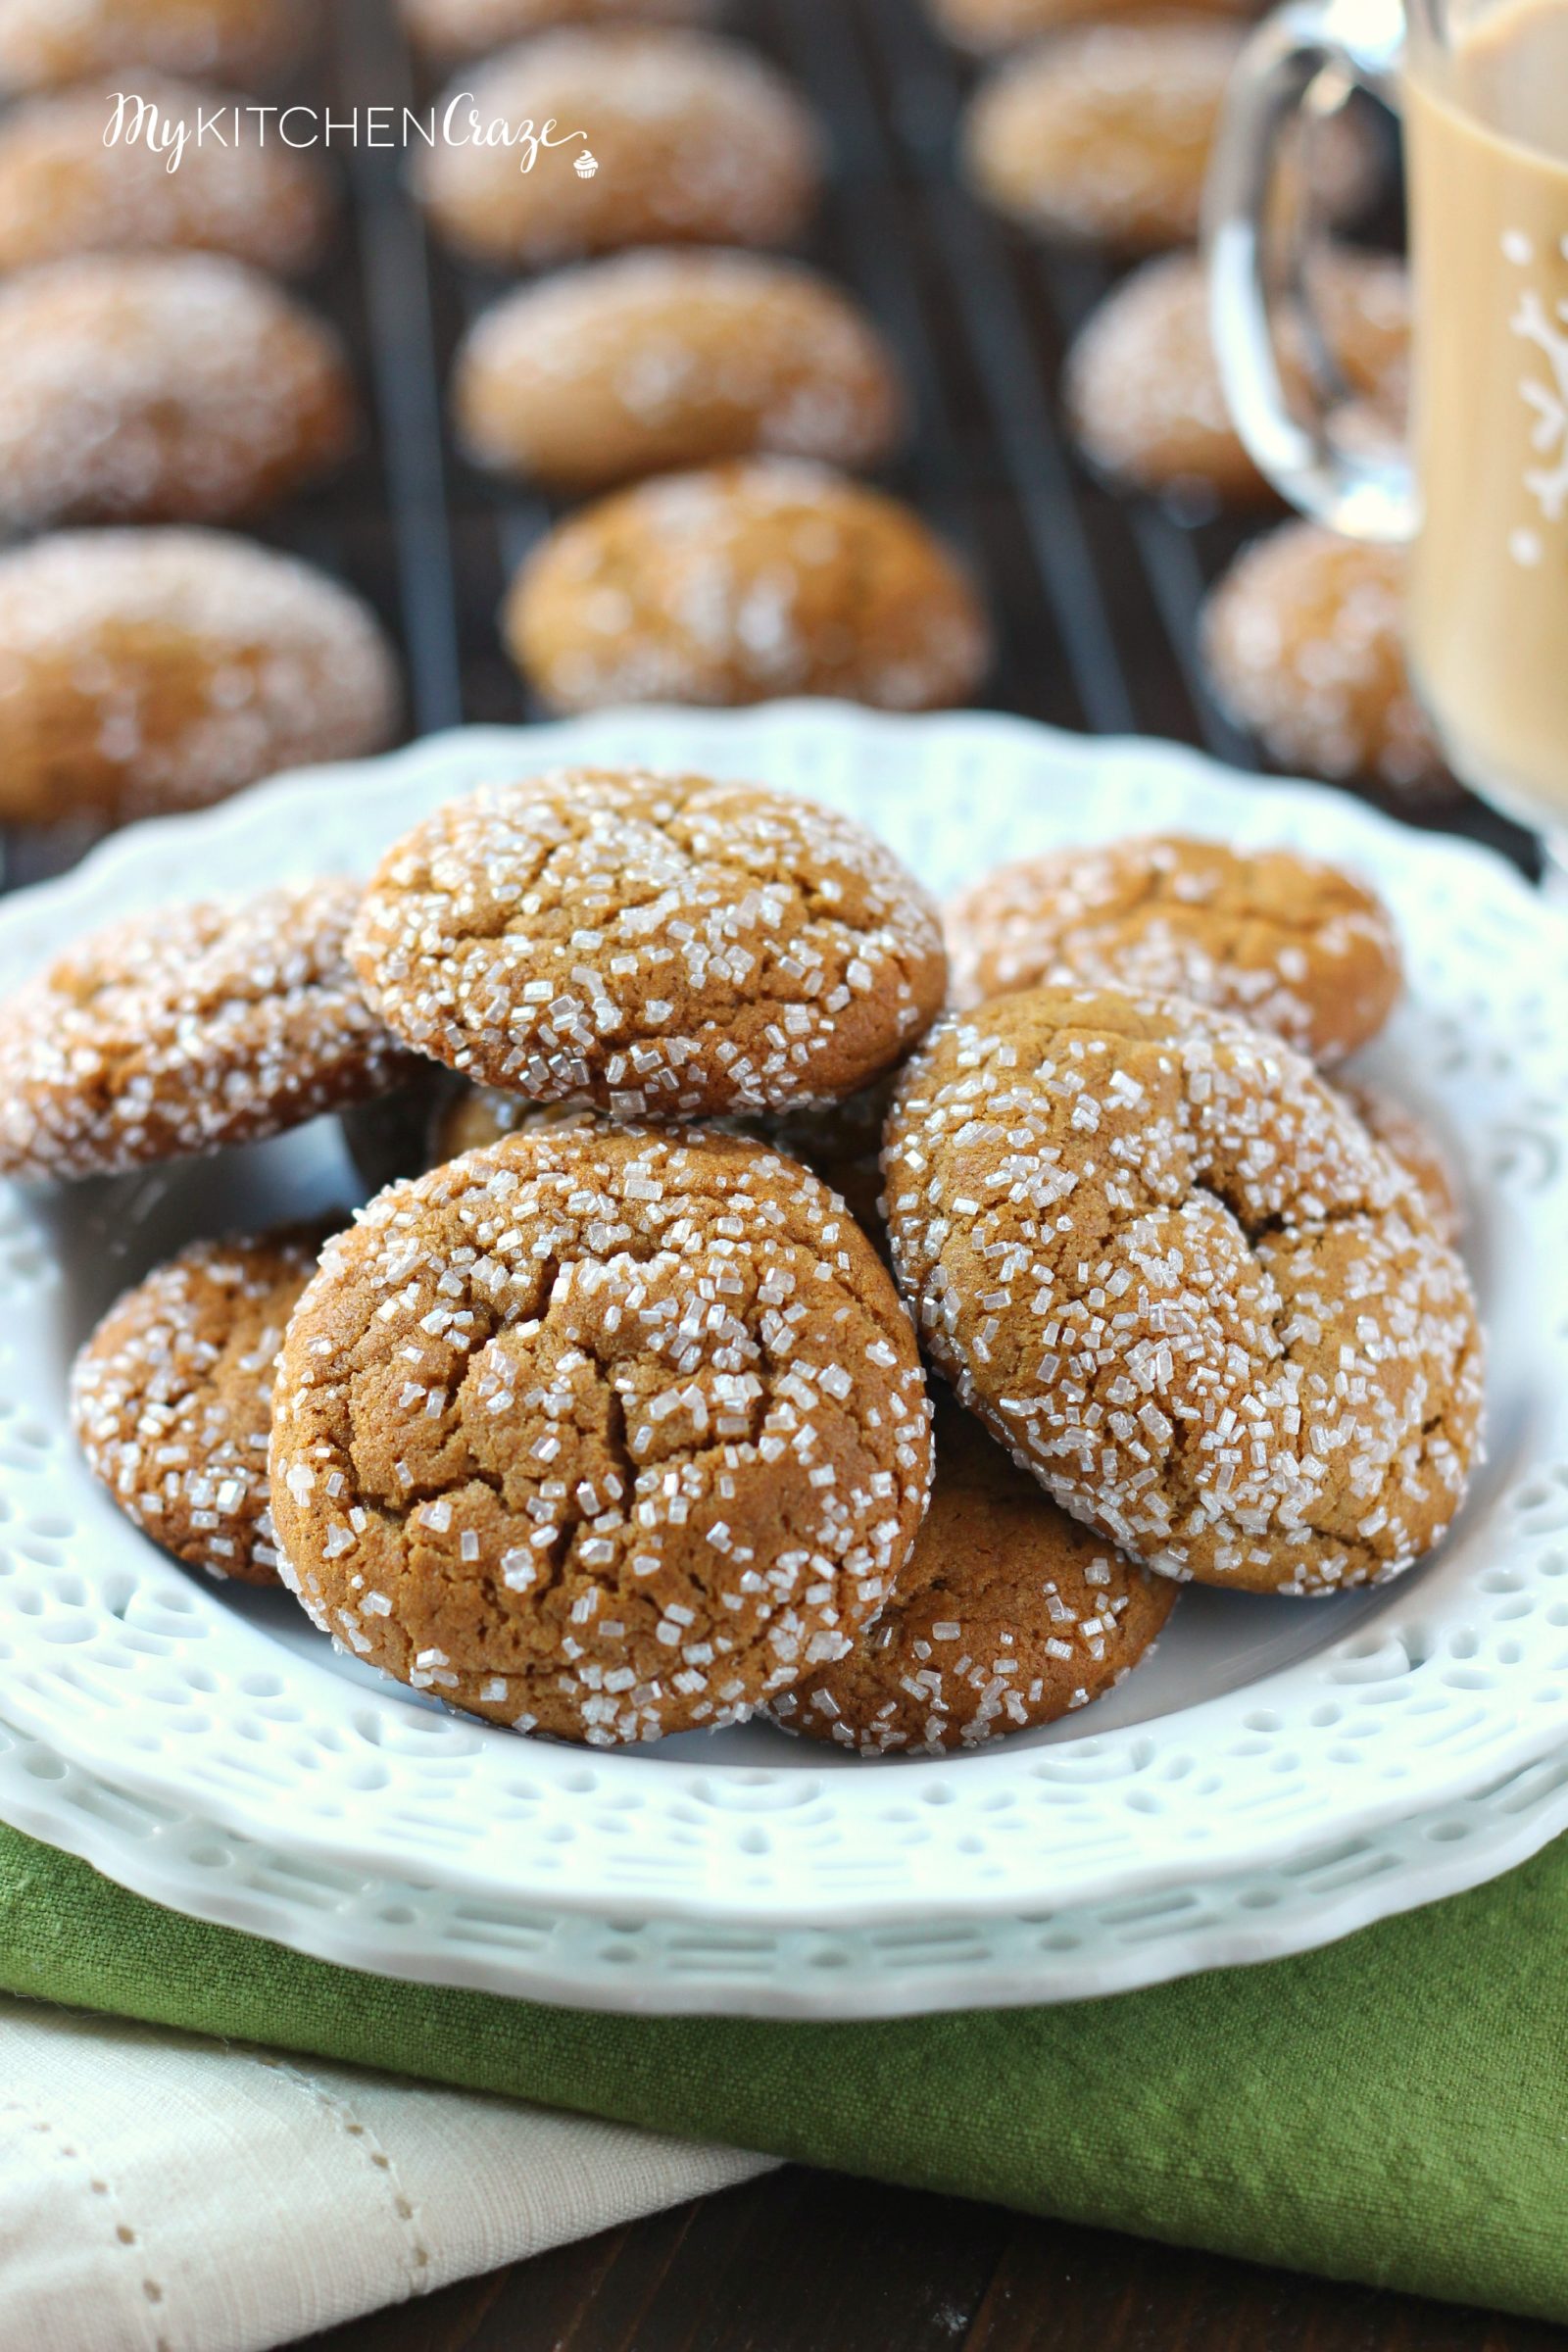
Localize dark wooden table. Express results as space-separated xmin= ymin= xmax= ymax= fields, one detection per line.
xmin=292 ymin=2167 xmax=1568 ymax=2350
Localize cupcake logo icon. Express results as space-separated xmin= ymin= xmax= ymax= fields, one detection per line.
xmin=574 ymin=147 xmax=599 ymax=178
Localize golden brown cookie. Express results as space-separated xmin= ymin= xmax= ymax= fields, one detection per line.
xmin=0 ymin=76 xmax=333 ymax=274
xmin=769 ymin=1395 xmax=1176 ymax=1752
xmin=962 ymin=22 xmax=1374 ymax=251
xmin=1065 ymin=248 xmax=1409 ymax=506
xmin=0 ymin=255 xmax=353 ymax=530
xmin=71 ymin=1227 xmax=325 ymax=1584
xmin=416 ymin=30 xmax=821 ymax=268
xmin=350 ymin=766 xmax=948 ymax=1114
xmin=0 ymin=528 xmax=401 ymax=827
xmin=508 ymin=460 xmax=992 ymax=712
xmin=1340 ymin=1082 xmax=1461 ymax=1248
xmin=1202 ymin=522 xmax=1447 ymax=792
xmin=929 ymin=0 xmax=1251 ymax=49
xmin=401 ymin=0 xmax=717 ymax=61
xmin=269 ymin=1122 xmax=933 ymax=1744
xmin=884 ymin=986 xmax=1484 ymax=1596
xmin=0 ymin=0 xmax=311 ymax=91
xmin=0 ymin=883 xmax=412 ymax=1182
xmin=455 ymin=251 xmax=905 ymax=495
xmin=946 ymin=834 xmax=1402 ymax=1065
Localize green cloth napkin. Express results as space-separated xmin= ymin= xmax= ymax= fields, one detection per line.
xmin=5 ymin=1816 xmax=1567 ymax=2325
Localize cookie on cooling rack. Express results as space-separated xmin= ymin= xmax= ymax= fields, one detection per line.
xmin=962 ymin=22 xmax=1375 ymax=250
xmin=883 ymin=984 xmax=1484 ymax=1596
xmin=0 ymin=0 xmax=313 ymax=91
xmin=269 ymin=1121 xmax=933 ymax=1744
xmin=455 ymin=251 xmax=906 ymax=495
xmin=0 ymin=882 xmax=412 ymax=1181
xmin=0 ymin=528 xmax=400 ymax=826
xmin=946 ymin=834 xmax=1402 ymax=1065
xmin=350 ymin=765 xmax=948 ymax=1114
xmin=769 ymin=1396 xmax=1176 ymax=1754
xmin=929 ymin=0 xmax=1250 ymax=48
xmin=507 ymin=460 xmax=992 ymax=712
xmin=401 ymin=0 xmax=717 ymax=61
xmin=1202 ymin=521 xmax=1448 ymax=792
xmin=0 ymin=254 xmax=353 ymax=529
xmin=0 ymin=75 xmax=333 ymax=275
xmin=416 ymin=29 xmax=821 ymax=267
xmin=72 ymin=1226 xmax=327 ymax=1584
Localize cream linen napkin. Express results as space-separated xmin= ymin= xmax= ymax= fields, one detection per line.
xmin=2 ymin=1997 xmax=775 ymax=2352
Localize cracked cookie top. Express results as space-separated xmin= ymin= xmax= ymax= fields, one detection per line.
xmin=883 ymin=985 xmax=1484 ymax=1595
xmin=350 ymin=766 xmax=949 ymax=1117
xmin=946 ymin=833 xmax=1401 ymax=1064
xmin=269 ymin=1120 xmax=933 ymax=1744
xmin=769 ymin=1394 xmax=1176 ymax=1754
xmin=72 ymin=1226 xmax=323 ymax=1584
xmin=0 ymin=880 xmax=412 ymax=1181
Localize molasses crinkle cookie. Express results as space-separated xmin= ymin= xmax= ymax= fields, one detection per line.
xmin=72 ymin=1228 xmax=324 ymax=1584
xmin=0 ymin=529 xmax=400 ymax=825
xmin=947 ymin=834 xmax=1402 ymax=1064
xmin=884 ymin=986 xmax=1484 ymax=1595
xmin=769 ymin=1396 xmax=1176 ymax=1753
xmin=269 ymin=1123 xmax=933 ymax=1744
xmin=401 ymin=0 xmax=718 ymax=64
xmin=351 ymin=766 xmax=949 ymax=1114
xmin=0 ymin=0 xmax=311 ymax=92
xmin=508 ymin=461 xmax=991 ymax=711
xmin=0 ymin=883 xmax=411 ymax=1182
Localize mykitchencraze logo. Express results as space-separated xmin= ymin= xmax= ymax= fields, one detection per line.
xmin=103 ymin=90 xmax=592 ymax=172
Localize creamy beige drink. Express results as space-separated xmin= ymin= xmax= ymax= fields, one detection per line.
xmin=1405 ymin=0 xmax=1568 ymax=827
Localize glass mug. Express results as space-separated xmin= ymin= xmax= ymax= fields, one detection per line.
xmin=1206 ymin=0 xmax=1568 ymax=880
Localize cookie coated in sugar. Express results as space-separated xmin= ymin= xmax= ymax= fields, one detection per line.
xmin=1340 ymin=1081 xmax=1462 ymax=1248
xmin=1202 ymin=522 xmax=1447 ymax=792
xmin=883 ymin=985 xmax=1484 ymax=1595
xmin=0 ymin=0 xmax=312 ymax=91
xmin=455 ymin=251 xmax=905 ymax=495
xmin=0 ymin=528 xmax=401 ymax=826
xmin=769 ymin=1396 xmax=1176 ymax=1753
xmin=1065 ymin=248 xmax=1409 ymax=507
xmin=508 ymin=460 xmax=992 ymax=713
xmin=929 ymin=0 xmax=1250 ymax=48
xmin=72 ymin=1227 xmax=326 ymax=1584
xmin=0 ymin=882 xmax=412 ymax=1182
xmin=416 ymin=30 xmax=821 ymax=268
xmin=0 ymin=254 xmax=354 ymax=530
xmin=946 ymin=834 xmax=1402 ymax=1065
xmin=401 ymin=0 xmax=718 ymax=61
xmin=0 ymin=76 xmax=333 ymax=275
xmin=962 ymin=21 xmax=1374 ymax=251
xmin=351 ymin=766 xmax=948 ymax=1115
xmin=269 ymin=1122 xmax=933 ymax=1744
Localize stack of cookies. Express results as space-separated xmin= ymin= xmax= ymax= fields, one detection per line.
xmin=29 ymin=767 xmax=1483 ymax=1755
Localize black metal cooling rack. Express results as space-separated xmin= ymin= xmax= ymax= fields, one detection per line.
xmin=11 ymin=0 xmax=1539 ymax=880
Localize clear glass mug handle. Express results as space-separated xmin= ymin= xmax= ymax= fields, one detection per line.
xmin=1203 ymin=0 xmax=1417 ymax=542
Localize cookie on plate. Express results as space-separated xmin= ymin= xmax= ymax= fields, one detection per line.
xmin=769 ymin=1396 xmax=1176 ymax=1753
xmin=507 ymin=460 xmax=991 ymax=712
xmin=0 ymin=76 xmax=333 ymax=274
xmin=416 ymin=30 xmax=821 ymax=267
xmin=350 ymin=766 xmax=948 ymax=1114
xmin=0 ymin=528 xmax=400 ymax=826
xmin=269 ymin=1121 xmax=933 ymax=1744
xmin=946 ymin=834 xmax=1402 ymax=1065
xmin=962 ymin=22 xmax=1374 ymax=251
xmin=401 ymin=0 xmax=718 ymax=61
xmin=1202 ymin=522 xmax=1447 ymax=792
xmin=455 ymin=251 xmax=905 ymax=494
xmin=0 ymin=882 xmax=412 ymax=1182
xmin=0 ymin=255 xmax=354 ymax=529
xmin=72 ymin=1227 xmax=325 ymax=1584
xmin=1341 ymin=1082 xmax=1461 ymax=1248
xmin=0 ymin=0 xmax=312 ymax=92
xmin=884 ymin=985 xmax=1484 ymax=1595
xmin=1065 ymin=248 xmax=1409 ymax=507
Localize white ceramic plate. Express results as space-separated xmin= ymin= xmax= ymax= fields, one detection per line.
xmin=6 ymin=1702 xmax=1568 ymax=2016
xmin=0 ymin=704 xmax=1564 ymax=1930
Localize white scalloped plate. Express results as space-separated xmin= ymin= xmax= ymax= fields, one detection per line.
xmin=0 ymin=705 xmax=1564 ymax=1931
xmin=6 ymin=1703 xmax=1568 ymax=2017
